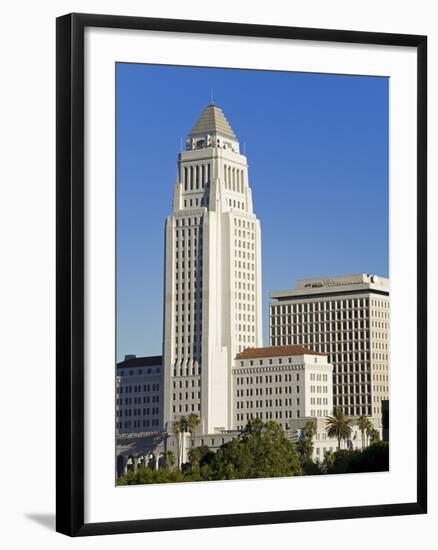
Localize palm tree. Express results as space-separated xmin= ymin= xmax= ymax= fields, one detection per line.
xmin=165 ymin=450 xmax=175 ymax=471
xmin=172 ymin=420 xmax=182 ymax=469
xmin=366 ymin=424 xmax=380 ymax=444
xmin=357 ymin=415 xmax=372 ymax=449
xmin=188 ymin=446 xmax=202 ymax=469
xmin=325 ymin=407 xmax=354 ymax=450
xmin=172 ymin=416 xmax=187 ymax=469
xmin=187 ymin=413 xmax=200 ymax=445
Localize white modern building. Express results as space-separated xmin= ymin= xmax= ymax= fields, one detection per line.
xmin=232 ymin=345 xmax=367 ymax=458
xmin=162 ymin=103 xmax=263 ymax=434
xmin=232 ymin=345 xmax=333 ymax=431
xmin=115 ymin=355 xmax=163 ymax=434
xmin=270 ymin=274 xmax=390 ymax=425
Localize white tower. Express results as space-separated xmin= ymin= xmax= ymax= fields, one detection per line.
xmin=163 ymin=103 xmax=263 ymax=434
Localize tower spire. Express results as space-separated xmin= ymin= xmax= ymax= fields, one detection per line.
xmin=189 ymin=103 xmax=237 ymax=140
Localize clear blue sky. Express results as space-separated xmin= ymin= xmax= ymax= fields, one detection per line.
xmin=116 ymin=63 xmax=388 ymax=362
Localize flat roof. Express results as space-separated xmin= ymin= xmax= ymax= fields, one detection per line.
xmin=116 ymin=355 xmax=162 ymax=369
xmin=270 ymin=273 xmax=389 ymax=301
xmin=236 ymin=345 xmax=325 ymax=360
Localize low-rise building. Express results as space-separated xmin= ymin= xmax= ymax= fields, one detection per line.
xmin=232 ymin=345 xmax=333 ymax=431
xmin=116 ymin=355 xmax=163 ymax=434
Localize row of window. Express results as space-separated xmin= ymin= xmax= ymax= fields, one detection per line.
xmin=237 ymin=386 xmax=300 ymax=397
xmin=370 ymin=299 xmax=389 ymax=309
xmin=172 ymin=392 xmax=201 ymax=401
xmin=175 ymin=217 xmax=201 ymax=227
xmin=118 ymin=383 xmax=159 ymax=394
xmin=183 ymin=196 xmax=208 ymax=209
xmin=235 ymin=313 xmax=255 ymax=322
xmin=175 ymin=323 xmax=202 ymax=333
xmin=271 ymin=326 xmax=370 ymax=338
xmin=310 ymin=397 xmax=329 ymax=405
xmin=333 ymin=385 xmax=371 ymax=395
xmin=175 ymin=234 xmax=202 ymax=246
xmin=270 ymin=338 xmax=372 ymax=357
xmin=271 ymin=298 xmax=370 ymax=315
xmin=238 ymin=334 xmax=255 ymax=343
xmin=233 ymin=218 xmax=255 ymax=229
xmin=116 ymin=407 xmax=159 ymax=417
xmin=172 ymin=403 xmax=201 ymax=413
xmin=172 ymin=365 xmax=202 ymax=377
xmin=175 ymin=292 xmax=203 ymax=302
xmin=271 ymin=311 xmax=369 ymax=323
xmin=310 ymin=385 xmax=329 ymax=394
xmin=223 ymin=164 xmax=245 ymax=192
xmin=174 ymin=336 xmax=203 ymax=345
xmin=236 ymin=410 xmax=301 ymax=422
xmin=310 ymin=373 xmax=328 ymax=381
xmin=182 ymin=163 xmax=211 ymax=191
xmin=173 ymin=346 xmax=202 ymax=357
xmin=235 ymin=282 xmax=255 ymax=292
xmin=116 ymin=419 xmax=160 ymax=430
xmin=234 ymin=228 xmax=254 ymax=239
xmin=227 ymin=198 xmax=245 ymax=210
xmin=116 ymin=395 xmax=159 ymax=405
xmin=175 ymin=260 xmax=202 ymax=270
xmin=236 ymin=372 xmax=301 ymax=382
xmin=117 ymin=368 xmax=160 ymax=376
xmin=335 ymin=373 xmax=370 ymax=383
xmin=172 ymin=378 xmax=201 ymax=388
xmin=235 ymin=249 xmax=255 ymax=260
xmin=234 ymin=239 xmax=255 ymax=250
xmin=334 ymin=393 xmax=371 ymax=405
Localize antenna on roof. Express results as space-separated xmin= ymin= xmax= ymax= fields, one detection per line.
xmin=210 ymin=88 xmax=215 ymax=104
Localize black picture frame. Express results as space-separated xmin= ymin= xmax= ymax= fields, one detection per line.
xmin=56 ymin=12 xmax=427 ymax=537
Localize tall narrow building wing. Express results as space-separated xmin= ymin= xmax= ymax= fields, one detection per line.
xmin=162 ymin=103 xmax=263 ymax=434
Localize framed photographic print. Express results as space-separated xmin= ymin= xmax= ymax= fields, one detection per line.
xmin=56 ymin=13 xmax=427 ymax=536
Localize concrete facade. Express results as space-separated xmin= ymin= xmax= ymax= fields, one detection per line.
xmin=115 ymin=355 xmax=163 ymax=434
xmin=232 ymin=345 xmax=333 ymax=431
xmin=270 ymin=274 xmax=390 ymax=426
xmin=162 ymin=103 xmax=263 ymax=435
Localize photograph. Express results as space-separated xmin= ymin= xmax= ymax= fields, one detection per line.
xmin=114 ymin=62 xmax=390 ymax=485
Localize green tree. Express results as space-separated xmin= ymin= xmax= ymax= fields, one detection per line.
xmin=117 ymin=466 xmax=185 ymax=485
xmin=324 ymin=442 xmax=389 ymax=474
xmin=165 ymin=450 xmax=175 ymax=471
xmin=188 ymin=446 xmax=202 ymax=469
xmin=296 ymin=420 xmax=317 ymax=465
xmin=325 ymin=407 xmax=354 ymax=450
xmin=367 ymin=425 xmax=380 ymax=444
xmin=187 ymin=413 xmax=200 ymax=438
xmin=212 ymin=417 xmax=302 ymax=479
xmin=357 ymin=415 xmax=372 ymax=448
xmin=322 ymin=449 xmax=335 ymax=473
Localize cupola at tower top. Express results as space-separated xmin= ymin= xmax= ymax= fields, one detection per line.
xmin=186 ymin=103 xmax=240 ymax=153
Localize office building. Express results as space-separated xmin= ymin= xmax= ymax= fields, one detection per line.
xmin=162 ymin=103 xmax=263 ymax=434
xmin=270 ymin=274 xmax=389 ymax=424
xmin=116 ymin=355 xmax=163 ymax=434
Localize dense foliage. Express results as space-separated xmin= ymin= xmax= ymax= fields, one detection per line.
xmin=117 ymin=417 xmax=301 ymax=485
xmin=323 ymin=441 xmax=389 ymax=474
xmin=116 ymin=418 xmax=388 ymax=486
